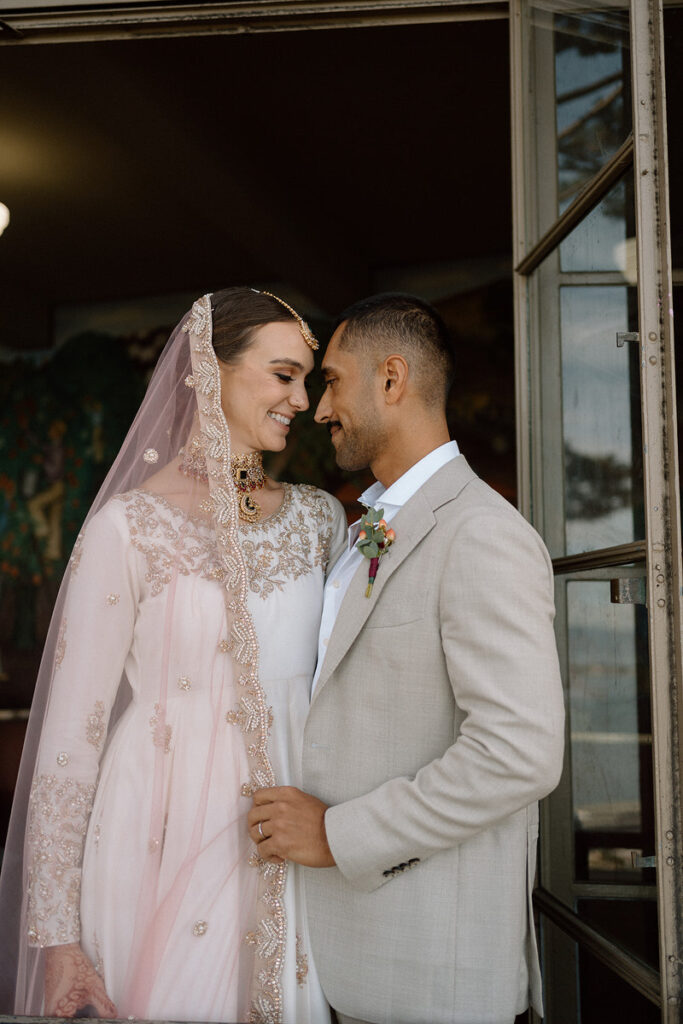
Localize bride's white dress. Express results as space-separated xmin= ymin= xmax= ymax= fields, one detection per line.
xmin=26 ymin=482 xmax=346 ymax=1023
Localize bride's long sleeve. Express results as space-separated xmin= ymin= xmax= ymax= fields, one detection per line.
xmin=25 ymin=503 xmax=138 ymax=947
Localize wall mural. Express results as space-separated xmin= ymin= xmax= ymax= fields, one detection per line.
xmin=0 ymin=325 xmax=164 ymax=703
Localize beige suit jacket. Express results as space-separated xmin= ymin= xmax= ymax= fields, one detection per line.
xmin=302 ymin=456 xmax=565 ymax=1024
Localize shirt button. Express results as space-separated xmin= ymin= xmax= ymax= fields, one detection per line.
xmin=323 ymin=637 xmax=329 ymax=647
xmin=332 ymin=579 xmax=341 ymax=589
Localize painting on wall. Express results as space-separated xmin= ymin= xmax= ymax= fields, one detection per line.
xmin=0 ymin=293 xmax=197 ymax=708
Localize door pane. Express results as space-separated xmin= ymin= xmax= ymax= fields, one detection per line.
xmin=525 ymin=3 xmax=632 ymax=245
xmin=541 ymin=916 xmax=659 ymax=1024
xmin=578 ymin=899 xmax=659 ymax=971
xmin=566 ymin=579 xmax=654 ymax=888
xmin=561 ymin=285 xmax=643 ymax=554
xmin=560 ymin=173 xmax=635 ymax=273
xmin=554 ymin=9 xmax=631 ymax=211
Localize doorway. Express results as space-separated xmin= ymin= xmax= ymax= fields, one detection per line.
xmin=0 ymin=1 xmax=681 ymax=1021
xmin=0 ymin=11 xmax=516 ymax=850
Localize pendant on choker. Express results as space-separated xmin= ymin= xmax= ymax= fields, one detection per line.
xmin=231 ymin=452 xmax=265 ymax=523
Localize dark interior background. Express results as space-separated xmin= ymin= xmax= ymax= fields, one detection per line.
xmin=0 ymin=21 xmax=512 ymax=343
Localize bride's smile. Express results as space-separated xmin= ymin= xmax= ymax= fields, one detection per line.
xmin=218 ymin=319 xmax=313 ymax=455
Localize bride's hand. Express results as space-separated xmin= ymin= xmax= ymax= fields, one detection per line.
xmin=44 ymin=942 xmax=118 ymax=1018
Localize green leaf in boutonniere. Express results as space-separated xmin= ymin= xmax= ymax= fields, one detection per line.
xmin=356 ymin=506 xmax=396 ymax=597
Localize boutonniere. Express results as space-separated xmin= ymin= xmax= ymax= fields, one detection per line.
xmin=356 ymin=506 xmax=396 ymax=598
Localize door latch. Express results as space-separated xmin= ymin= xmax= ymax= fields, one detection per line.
xmin=616 ymin=331 xmax=639 ymax=348
xmin=631 ymin=851 xmax=656 ymax=869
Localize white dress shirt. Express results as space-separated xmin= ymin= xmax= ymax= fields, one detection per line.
xmin=310 ymin=440 xmax=461 ymax=695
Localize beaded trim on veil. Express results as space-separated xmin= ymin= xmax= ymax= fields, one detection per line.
xmin=183 ymin=296 xmax=287 ymax=1023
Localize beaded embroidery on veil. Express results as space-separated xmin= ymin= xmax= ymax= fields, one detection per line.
xmin=183 ymin=297 xmax=288 ymax=1021
xmin=0 ymin=295 xmax=290 ymax=1022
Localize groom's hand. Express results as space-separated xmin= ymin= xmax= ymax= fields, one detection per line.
xmin=249 ymin=786 xmax=336 ymax=867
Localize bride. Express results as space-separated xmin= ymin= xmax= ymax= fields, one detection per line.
xmin=0 ymin=287 xmax=346 ymax=1023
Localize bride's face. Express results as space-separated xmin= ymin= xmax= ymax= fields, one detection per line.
xmin=219 ymin=320 xmax=314 ymax=454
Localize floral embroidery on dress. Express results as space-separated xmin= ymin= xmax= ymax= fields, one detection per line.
xmin=116 ymin=490 xmax=223 ymax=596
xmin=26 ymin=774 xmax=96 ymax=947
xmin=93 ymin=932 xmax=104 ymax=976
xmin=295 ymin=933 xmax=309 ymax=988
xmin=86 ymin=700 xmax=106 ymax=750
xmin=54 ymin=617 xmax=67 ymax=670
xmin=149 ymin=702 xmax=172 ymax=753
xmin=240 ymin=485 xmax=336 ymax=599
xmin=69 ymin=531 xmax=85 ymax=575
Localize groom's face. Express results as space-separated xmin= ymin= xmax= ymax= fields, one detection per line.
xmin=315 ymin=323 xmax=388 ymax=472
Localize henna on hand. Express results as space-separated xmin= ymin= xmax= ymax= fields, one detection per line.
xmin=44 ymin=943 xmax=117 ymax=1018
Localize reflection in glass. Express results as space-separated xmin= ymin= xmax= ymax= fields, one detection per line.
xmin=554 ymin=10 xmax=631 ymax=211
xmin=566 ymin=580 xmax=653 ymax=886
xmin=560 ymin=174 xmax=635 ymax=274
xmin=560 ymin=285 xmax=643 ymax=554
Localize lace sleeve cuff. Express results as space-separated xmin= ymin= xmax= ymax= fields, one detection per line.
xmin=26 ymin=773 xmax=96 ymax=947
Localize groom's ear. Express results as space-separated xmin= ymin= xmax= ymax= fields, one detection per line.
xmin=382 ymin=354 xmax=409 ymax=405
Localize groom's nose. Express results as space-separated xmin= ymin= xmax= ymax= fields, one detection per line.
xmin=314 ymin=390 xmax=331 ymax=424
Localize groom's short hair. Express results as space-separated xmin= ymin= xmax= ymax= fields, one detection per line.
xmin=334 ymin=293 xmax=455 ymax=406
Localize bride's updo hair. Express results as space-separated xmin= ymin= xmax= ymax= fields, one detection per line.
xmin=211 ymin=286 xmax=298 ymax=365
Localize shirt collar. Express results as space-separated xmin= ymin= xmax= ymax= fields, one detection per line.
xmin=358 ymin=440 xmax=461 ymax=512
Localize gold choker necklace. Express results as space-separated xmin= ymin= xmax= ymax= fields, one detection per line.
xmin=178 ymin=442 xmax=265 ymax=523
xmin=231 ymin=452 xmax=265 ymax=523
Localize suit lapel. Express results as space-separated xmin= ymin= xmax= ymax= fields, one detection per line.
xmin=310 ymin=456 xmax=476 ymax=705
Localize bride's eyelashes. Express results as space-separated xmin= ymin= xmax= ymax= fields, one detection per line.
xmin=274 ymin=372 xmax=311 ymax=390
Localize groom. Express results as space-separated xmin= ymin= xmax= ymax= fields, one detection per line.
xmin=249 ymin=293 xmax=565 ymax=1024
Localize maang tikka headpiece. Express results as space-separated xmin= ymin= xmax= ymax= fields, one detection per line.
xmin=252 ymin=288 xmax=319 ymax=351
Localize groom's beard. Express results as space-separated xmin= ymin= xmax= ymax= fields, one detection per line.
xmin=330 ymin=411 xmax=388 ymax=473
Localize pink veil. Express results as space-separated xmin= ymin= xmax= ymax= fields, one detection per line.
xmin=0 ymin=295 xmax=288 ymax=1021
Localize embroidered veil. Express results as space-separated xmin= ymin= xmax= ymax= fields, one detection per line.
xmin=0 ymin=295 xmax=294 ymax=1020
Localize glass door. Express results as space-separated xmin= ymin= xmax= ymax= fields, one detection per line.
xmin=511 ymin=1 xmax=683 ymax=1021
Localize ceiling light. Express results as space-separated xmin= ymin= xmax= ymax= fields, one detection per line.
xmin=0 ymin=203 xmax=9 ymax=236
